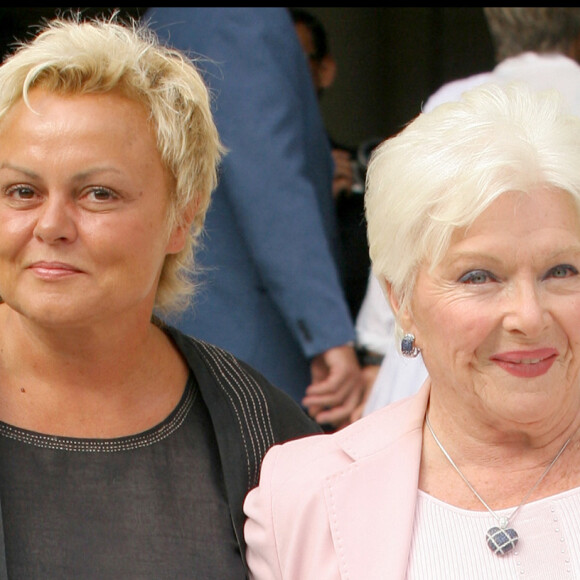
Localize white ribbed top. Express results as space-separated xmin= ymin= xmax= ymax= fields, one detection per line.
xmin=406 ymin=487 xmax=580 ymax=579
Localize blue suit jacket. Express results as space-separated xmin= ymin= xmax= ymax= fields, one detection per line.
xmin=147 ymin=8 xmax=355 ymax=402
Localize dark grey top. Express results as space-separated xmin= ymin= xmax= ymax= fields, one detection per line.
xmin=0 ymin=325 xmax=322 ymax=579
xmin=0 ymin=374 xmax=246 ymax=579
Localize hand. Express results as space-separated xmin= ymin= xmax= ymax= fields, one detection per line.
xmin=302 ymin=344 xmax=364 ymax=430
xmin=349 ymin=364 xmax=381 ymax=422
xmin=331 ymin=148 xmax=354 ymax=199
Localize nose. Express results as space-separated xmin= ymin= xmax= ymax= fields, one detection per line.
xmin=502 ymin=278 xmax=549 ymax=337
xmin=33 ymin=194 xmax=78 ymax=244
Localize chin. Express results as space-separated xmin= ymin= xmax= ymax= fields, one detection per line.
xmin=492 ymin=389 xmax=564 ymax=422
xmin=9 ymin=295 xmax=96 ymax=326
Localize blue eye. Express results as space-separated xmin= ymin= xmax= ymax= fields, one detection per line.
xmin=544 ymin=264 xmax=578 ymax=279
xmin=458 ymin=270 xmax=496 ymax=284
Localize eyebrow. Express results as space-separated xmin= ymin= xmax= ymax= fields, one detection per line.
xmin=0 ymin=162 xmax=39 ymax=179
xmin=0 ymin=162 xmax=123 ymax=182
xmin=447 ymin=246 xmax=580 ymax=265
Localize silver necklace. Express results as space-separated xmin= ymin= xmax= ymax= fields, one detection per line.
xmin=425 ymin=413 xmax=572 ymax=556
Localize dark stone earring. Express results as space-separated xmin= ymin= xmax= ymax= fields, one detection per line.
xmin=401 ymin=333 xmax=420 ymax=358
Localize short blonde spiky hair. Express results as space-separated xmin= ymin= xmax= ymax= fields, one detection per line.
xmin=0 ymin=12 xmax=224 ymax=314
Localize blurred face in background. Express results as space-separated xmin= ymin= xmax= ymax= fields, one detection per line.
xmin=293 ymin=21 xmax=336 ymax=97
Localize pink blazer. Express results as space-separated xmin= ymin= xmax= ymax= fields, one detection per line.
xmin=244 ymin=380 xmax=431 ymax=579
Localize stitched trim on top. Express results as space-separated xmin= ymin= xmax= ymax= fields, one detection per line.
xmin=190 ymin=339 xmax=275 ymax=488
xmin=0 ymin=377 xmax=196 ymax=453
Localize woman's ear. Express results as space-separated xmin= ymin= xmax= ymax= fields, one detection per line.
xmin=385 ymin=280 xmax=399 ymax=314
xmin=165 ymin=200 xmax=197 ymax=255
xmin=386 ymin=280 xmax=414 ymax=330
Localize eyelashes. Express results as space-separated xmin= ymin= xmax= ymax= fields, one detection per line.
xmin=458 ymin=264 xmax=579 ymax=285
xmin=458 ymin=270 xmax=497 ymax=284
xmin=543 ymin=264 xmax=578 ymax=280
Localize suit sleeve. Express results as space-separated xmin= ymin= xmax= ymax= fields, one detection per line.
xmin=146 ymin=7 xmax=356 ymax=358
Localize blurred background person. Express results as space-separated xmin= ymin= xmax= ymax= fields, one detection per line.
xmin=289 ymin=7 xmax=371 ymax=322
xmin=245 ymin=82 xmax=580 ymax=579
xmin=425 ymin=7 xmax=580 ymax=112
xmin=359 ymin=6 xmax=580 ymax=416
xmin=145 ymin=7 xmax=363 ymax=430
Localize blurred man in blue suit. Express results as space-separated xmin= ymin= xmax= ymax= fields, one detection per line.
xmin=146 ymin=7 xmax=363 ymax=429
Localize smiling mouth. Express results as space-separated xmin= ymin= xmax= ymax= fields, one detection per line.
xmin=491 ymin=352 xmax=557 ymax=378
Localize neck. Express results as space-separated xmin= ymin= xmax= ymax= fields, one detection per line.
xmin=0 ymin=309 xmax=187 ymax=436
xmin=0 ymin=305 xmax=156 ymax=375
xmin=421 ymin=406 xmax=580 ymax=511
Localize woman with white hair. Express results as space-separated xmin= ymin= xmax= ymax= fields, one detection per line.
xmin=244 ymin=82 xmax=580 ymax=578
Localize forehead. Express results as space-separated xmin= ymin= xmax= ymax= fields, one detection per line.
xmin=0 ymin=88 xmax=156 ymax=152
xmin=465 ymin=187 xmax=577 ymax=233
xmin=0 ymin=88 xmax=172 ymax=199
xmin=443 ymin=187 xmax=580 ymax=262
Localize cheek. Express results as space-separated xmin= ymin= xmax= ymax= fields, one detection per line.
xmin=0 ymin=211 xmax=33 ymax=243
xmin=553 ymin=296 xmax=580 ymax=346
xmin=129 ymin=225 xmax=168 ymax=266
xmin=413 ymin=293 xmax=498 ymax=358
xmin=92 ymin=216 xmax=167 ymax=269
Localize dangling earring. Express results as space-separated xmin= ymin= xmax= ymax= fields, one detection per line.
xmin=401 ymin=333 xmax=420 ymax=358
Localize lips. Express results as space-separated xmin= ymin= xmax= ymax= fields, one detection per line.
xmin=27 ymin=260 xmax=84 ymax=279
xmin=491 ymin=349 xmax=558 ymax=378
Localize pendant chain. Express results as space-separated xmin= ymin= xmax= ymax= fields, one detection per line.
xmin=425 ymin=413 xmax=572 ymax=527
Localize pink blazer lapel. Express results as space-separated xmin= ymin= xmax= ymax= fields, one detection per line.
xmin=323 ymin=382 xmax=429 ymax=579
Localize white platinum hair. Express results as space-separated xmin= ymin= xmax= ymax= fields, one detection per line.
xmin=365 ymin=82 xmax=580 ymax=337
